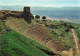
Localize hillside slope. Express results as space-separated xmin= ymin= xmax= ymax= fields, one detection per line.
xmin=0 ymin=10 xmax=80 ymax=56
xmin=0 ymin=29 xmax=58 ymax=56
xmin=4 ymin=14 xmax=80 ymax=56
xmin=0 ymin=20 xmax=60 ymax=56
xmin=5 ymin=17 xmax=65 ymax=53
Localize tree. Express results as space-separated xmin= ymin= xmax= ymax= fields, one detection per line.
xmin=42 ymin=16 xmax=46 ymax=20
xmin=35 ymin=15 xmax=40 ymax=19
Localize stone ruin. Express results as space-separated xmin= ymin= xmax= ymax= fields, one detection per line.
xmin=23 ymin=7 xmax=30 ymax=19
xmin=23 ymin=7 xmax=34 ymax=23
xmin=0 ymin=7 xmax=34 ymax=23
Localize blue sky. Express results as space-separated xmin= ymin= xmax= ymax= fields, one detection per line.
xmin=0 ymin=0 xmax=79 ymax=7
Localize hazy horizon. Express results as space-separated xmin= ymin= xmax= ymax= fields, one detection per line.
xmin=0 ymin=0 xmax=79 ymax=7
xmin=0 ymin=6 xmax=80 ymax=10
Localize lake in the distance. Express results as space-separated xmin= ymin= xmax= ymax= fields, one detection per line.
xmin=0 ymin=6 xmax=80 ymax=23
xmin=31 ymin=10 xmax=80 ymax=23
xmin=31 ymin=10 xmax=80 ymax=19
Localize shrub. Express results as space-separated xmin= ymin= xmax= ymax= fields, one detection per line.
xmin=0 ymin=50 xmax=9 ymax=56
xmin=42 ymin=16 xmax=46 ymax=20
xmin=35 ymin=15 xmax=40 ymax=19
xmin=12 ymin=48 xmax=28 ymax=56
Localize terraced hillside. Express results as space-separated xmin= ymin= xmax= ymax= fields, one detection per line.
xmin=0 ymin=20 xmax=59 ymax=56
xmin=0 ymin=10 xmax=80 ymax=56
xmin=5 ymin=17 xmax=65 ymax=53
xmin=5 ymin=16 xmax=80 ymax=56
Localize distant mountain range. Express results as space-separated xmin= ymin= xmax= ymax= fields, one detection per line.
xmin=0 ymin=5 xmax=80 ymax=11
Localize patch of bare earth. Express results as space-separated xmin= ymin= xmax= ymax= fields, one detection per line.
xmin=61 ymin=48 xmax=73 ymax=56
xmin=72 ymin=29 xmax=80 ymax=56
xmin=26 ymin=25 xmax=65 ymax=53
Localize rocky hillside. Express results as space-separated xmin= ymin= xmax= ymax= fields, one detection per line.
xmin=5 ymin=17 xmax=80 ymax=56
xmin=0 ymin=10 xmax=80 ymax=56
xmin=0 ymin=19 xmax=59 ymax=56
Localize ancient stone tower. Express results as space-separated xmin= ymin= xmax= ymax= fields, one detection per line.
xmin=23 ymin=7 xmax=30 ymax=19
xmin=23 ymin=7 xmax=31 ymax=23
xmin=24 ymin=7 xmax=30 ymax=12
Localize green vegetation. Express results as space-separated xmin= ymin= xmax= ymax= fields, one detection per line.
xmin=0 ymin=30 xmax=50 ymax=56
xmin=35 ymin=20 xmax=79 ymax=50
xmin=0 ymin=19 xmax=50 ymax=56
xmin=0 ymin=19 xmax=5 ymax=32
xmin=42 ymin=16 xmax=46 ymax=20
xmin=35 ymin=15 xmax=40 ymax=19
xmin=0 ymin=13 xmax=4 ymax=15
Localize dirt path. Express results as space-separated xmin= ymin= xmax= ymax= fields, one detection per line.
xmin=72 ymin=29 xmax=79 ymax=54
xmin=62 ymin=29 xmax=80 ymax=56
xmin=61 ymin=48 xmax=73 ymax=56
